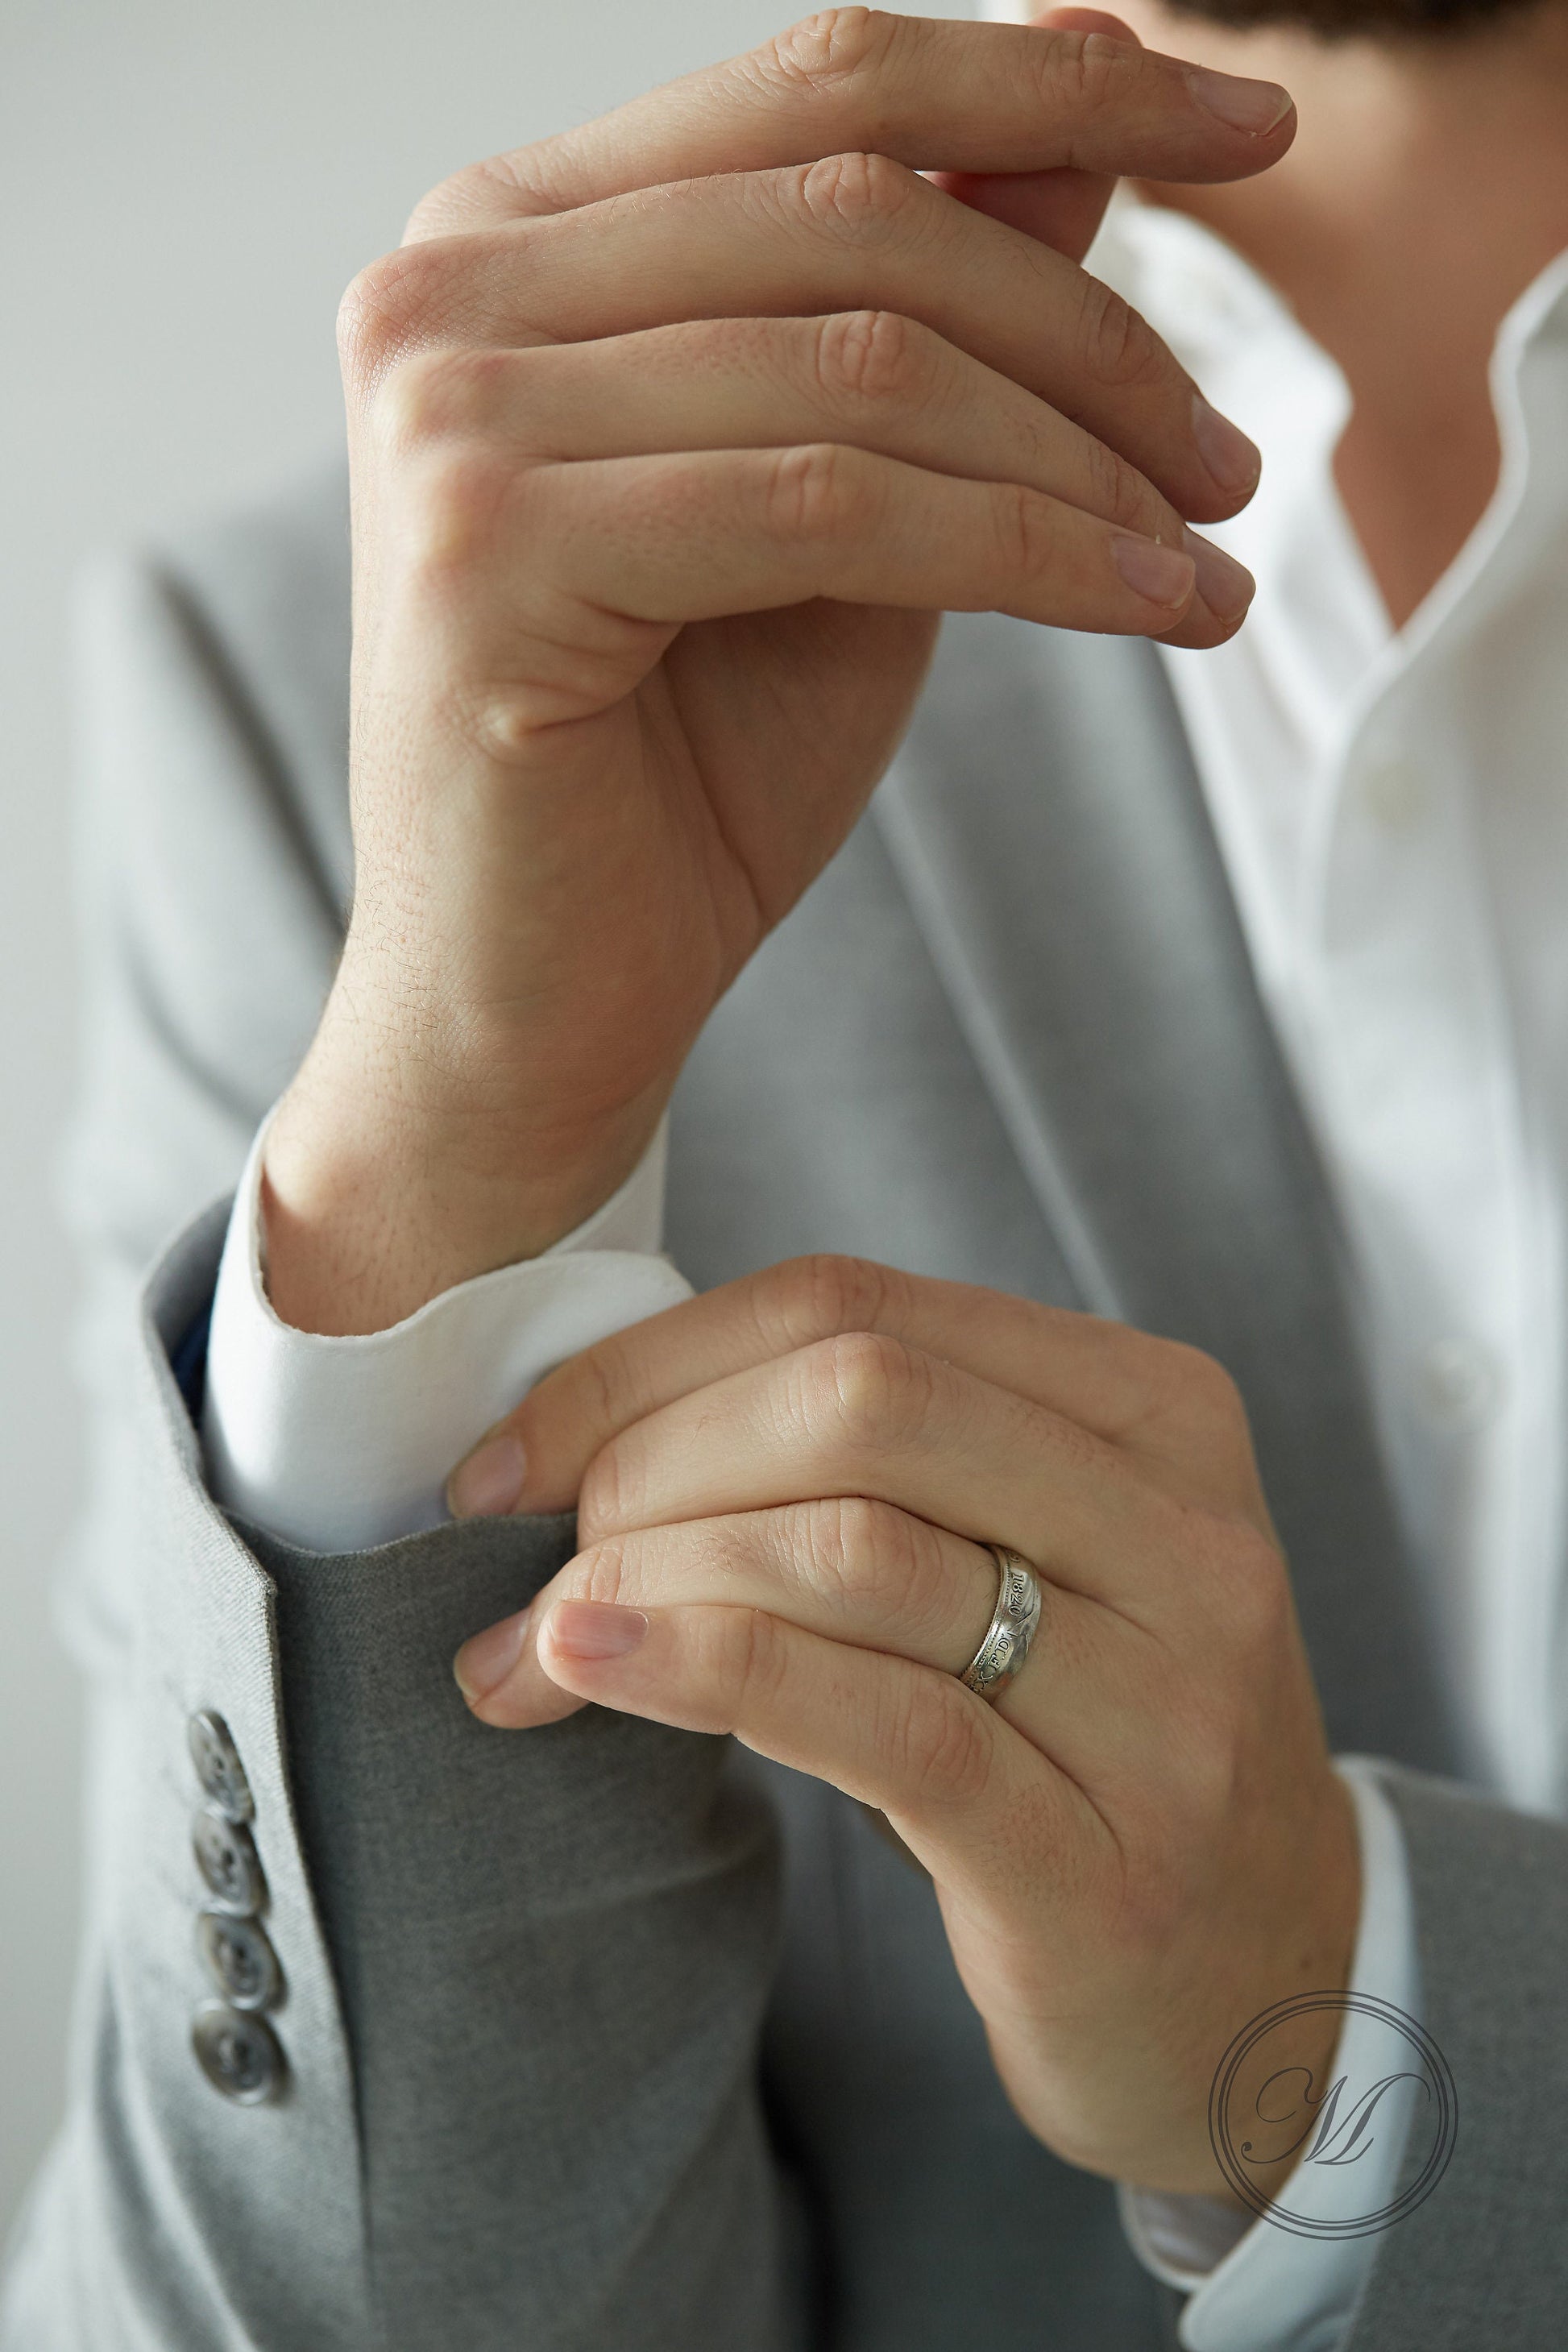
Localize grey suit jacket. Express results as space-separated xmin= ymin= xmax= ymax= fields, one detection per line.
xmin=4 ymin=463 xmax=1566 ymax=2349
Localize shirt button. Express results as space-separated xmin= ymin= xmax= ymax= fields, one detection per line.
xmin=188 ymin=1711 xmax=254 ymax=1824
xmin=196 ymin=1910 xmax=283 ymax=2012
xmin=192 ymin=2003 xmax=285 ymax=2105
xmin=192 ymin=1808 xmax=268 ymax=1916
xmin=1419 ymin=1337 xmax=1500 ymax=1425
xmin=1357 ymin=757 xmax=1427 ymax=831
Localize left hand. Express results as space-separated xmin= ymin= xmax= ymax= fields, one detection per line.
xmin=450 ymin=1255 xmax=1360 ymax=2200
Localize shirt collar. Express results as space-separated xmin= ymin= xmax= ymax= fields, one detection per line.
xmin=1089 ymin=193 xmax=1568 ymax=740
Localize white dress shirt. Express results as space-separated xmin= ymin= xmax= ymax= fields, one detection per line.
xmin=201 ymin=195 xmax=1568 ymax=2351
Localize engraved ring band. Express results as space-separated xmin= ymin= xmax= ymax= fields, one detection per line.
xmin=958 ymin=1545 xmax=1043 ymax=1703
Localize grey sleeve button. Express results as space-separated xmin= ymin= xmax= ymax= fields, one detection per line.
xmin=192 ymin=1807 xmax=268 ymax=1915
xmin=192 ymin=2004 xmax=285 ymax=2105
xmin=196 ymin=1910 xmax=283 ymax=2012
xmin=188 ymin=1710 xmax=254 ymax=1823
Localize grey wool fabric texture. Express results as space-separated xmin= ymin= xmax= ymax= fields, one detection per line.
xmin=2 ymin=463 xmax=1566 ymax=2347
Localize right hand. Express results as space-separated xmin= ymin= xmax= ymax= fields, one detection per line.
xmin=264 ymin=7 xmax=1292 ymax=1333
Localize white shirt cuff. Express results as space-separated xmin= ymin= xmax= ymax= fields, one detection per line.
xmin=201 ymin=1113 xmax=691 ymax=1550
xmin=1118 ymin=1757 xmax=1420 ymax=2352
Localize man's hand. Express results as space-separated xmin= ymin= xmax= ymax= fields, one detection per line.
xmin=450 ymin=1258 xmax=1359 ymax=2201
xmin=262 ymin=9 xmax=1292 ymax=1334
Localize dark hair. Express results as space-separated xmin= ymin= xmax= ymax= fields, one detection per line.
xmin=1164 ymin=0 xmax=1543 ymax=37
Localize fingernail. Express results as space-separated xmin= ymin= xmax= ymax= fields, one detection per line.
xmin=1183 ymin=528 xmax=1255 ymax=623
xmin=447 ymin=1433 xmax=526 ymax=1520
xmin=547 ymin=1601 xmax=649 ymax=1661
xmin=1111 ymin=533 xmax=1196 ymax=609
xmin=1186 ymin=67 xmax=1292 ymax=136
xmin=454 ymin=1604 xmax=532 ymax=1703
xmin=1192 ymin=392 xmax=1261 ymax=498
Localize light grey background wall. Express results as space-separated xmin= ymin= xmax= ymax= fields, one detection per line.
xmin=0 ymin=0 xmax=975 ymax=2248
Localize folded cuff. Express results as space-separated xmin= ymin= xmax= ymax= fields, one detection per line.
xmin=202 ymin=1114 xmax=691 ymax=1549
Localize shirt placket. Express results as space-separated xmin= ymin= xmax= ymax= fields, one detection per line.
xmin=1303 ymin=678 xmax=1533 ymax=1790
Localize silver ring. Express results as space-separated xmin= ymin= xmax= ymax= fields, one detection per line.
xmin=959 ymin=1545 xmax=1043 ymax=1702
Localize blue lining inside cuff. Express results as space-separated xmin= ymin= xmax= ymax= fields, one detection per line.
xmin=171 ymin=1292 xmax=214 ymax=1424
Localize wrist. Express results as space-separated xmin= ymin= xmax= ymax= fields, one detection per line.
xmin=1191 ymin=1765 xmax=1362 ymax=2209
xmin=262 ymin=1038 xmax=669 ymax=1335
xmin=1114 ymin=1765 xmax=1360 ymax=2203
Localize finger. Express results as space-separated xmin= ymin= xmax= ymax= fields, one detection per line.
xmin=458 ymin=1498 xmax=1003 ymax=1728
xmin=932 ymin=11 xmax=1143 ymax=264
xmin=560 ymin=1332 xmax=1193 ymax=1625
xmin=456 ymin=1502 xmax=1175 ymax=1821
xmin=496 ymin=1323 xmax=1289 ymax=1680
xmin=387 ymin=321 xmax=1252 ymax=633
xmin=432 ymin=445 xmax=1214 ymax=728
xmin=531 ymin=1598 xmax=1117 ymax=1921
xmin=526 ymin=1595 xmax=1099 ymax=1897
xmin=409 ymin=16 xmax=1292 ymax=236
xmin=452 ymin=1259 xmax=1244 ymax=1520
xmin=361 ymin=164 xmax=1260 ymax=523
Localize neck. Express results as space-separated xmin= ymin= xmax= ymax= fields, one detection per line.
xmin=1117 ymin=2 xmax=1568 ymax=622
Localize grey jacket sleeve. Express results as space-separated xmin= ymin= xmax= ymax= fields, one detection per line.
xmin=1337 ymin=1766 xmax=1568 ymax=2350
xmin=0 ymin=508 xmax=794 ymax=2350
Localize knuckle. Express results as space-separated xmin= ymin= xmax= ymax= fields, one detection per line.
xmin=763 ymin=439 xmax=870 ymax=542
xmin=1031 ymin=27 xmax=1133 ymax=118
xmin=1172 ymin=1508 xmax=1290 ymax=1671
xmin=1211 ymin=1523 xmax=1291 ymax=1646
xmin=791 ymin=148 xmax=920 ymax=239
xmin=404 ymin=149 xmax=566 ymax=241
xmin=1081 ymin=434 xmax=1165 ymax=537
xmin=1187 ymin=1720 xmax=1245 ymax=1825
xmin=1076 ymin=276 xmax=1168 ymax=399
xmin=989 ymin=479 xmax=1060 ymax=588
xmin=404 ymin=160 xmax=500 ymax=241
xmin=1163 ymin=1341 xmax=1255 ymax=1460
xmin=727 ymin=1605 xmax=790 ymax=1716
xmin=886 ymin=1677 xmax=993 ymax=1808
xmin=799 ymin=1494 xmax=935 ymax=1619
xmin=1112 ymin=1840 xmax=1188 ymax=1952
xmin=403 ymin=182 xmax=459 ymax=248
xmin=371 ymin=346 xmax=508 ymax=451
xmin=1190 ymin=1356 xmax=1253 ymax=1454
xmin=802 ymin=1325 xmax=931 ymax=1449
xmin=812 ymin=308 xmax=928 ymax=408
xmin=761 ymin=9 xmax=897 ymax=100
xmin=400 ymin=444 xmax=516 ymax=578
xmin=566 ymin=1538 xmax=633 ymax=1607
xmin=756 ymin=1252 xmax=900 ymax=1351
xmin=568 ymin=1342 xmax=625 ymax=1451
xmin=1119 ymin=1329 xmax=1247 ymax=1442
xmin=1152 ymin=1673 xmax=1248 ymax=1845
xmin=575 ymin=1435 xmax=642 ymax=1539
xmin=338 ymin=243 xmax=454 ymax=386
xmin=1161 ymin=1338 xmax=1242 ymax=1412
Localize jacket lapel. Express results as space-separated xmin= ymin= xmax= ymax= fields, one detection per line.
xmin=876 ymin=613 xmax=1456 ymax=1771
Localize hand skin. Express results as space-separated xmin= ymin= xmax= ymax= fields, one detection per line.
xmin=450 ymin=1256 xmax=1360 ymax=2205
xmin=261 ymin=8 xmax=1294 ymax=1337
